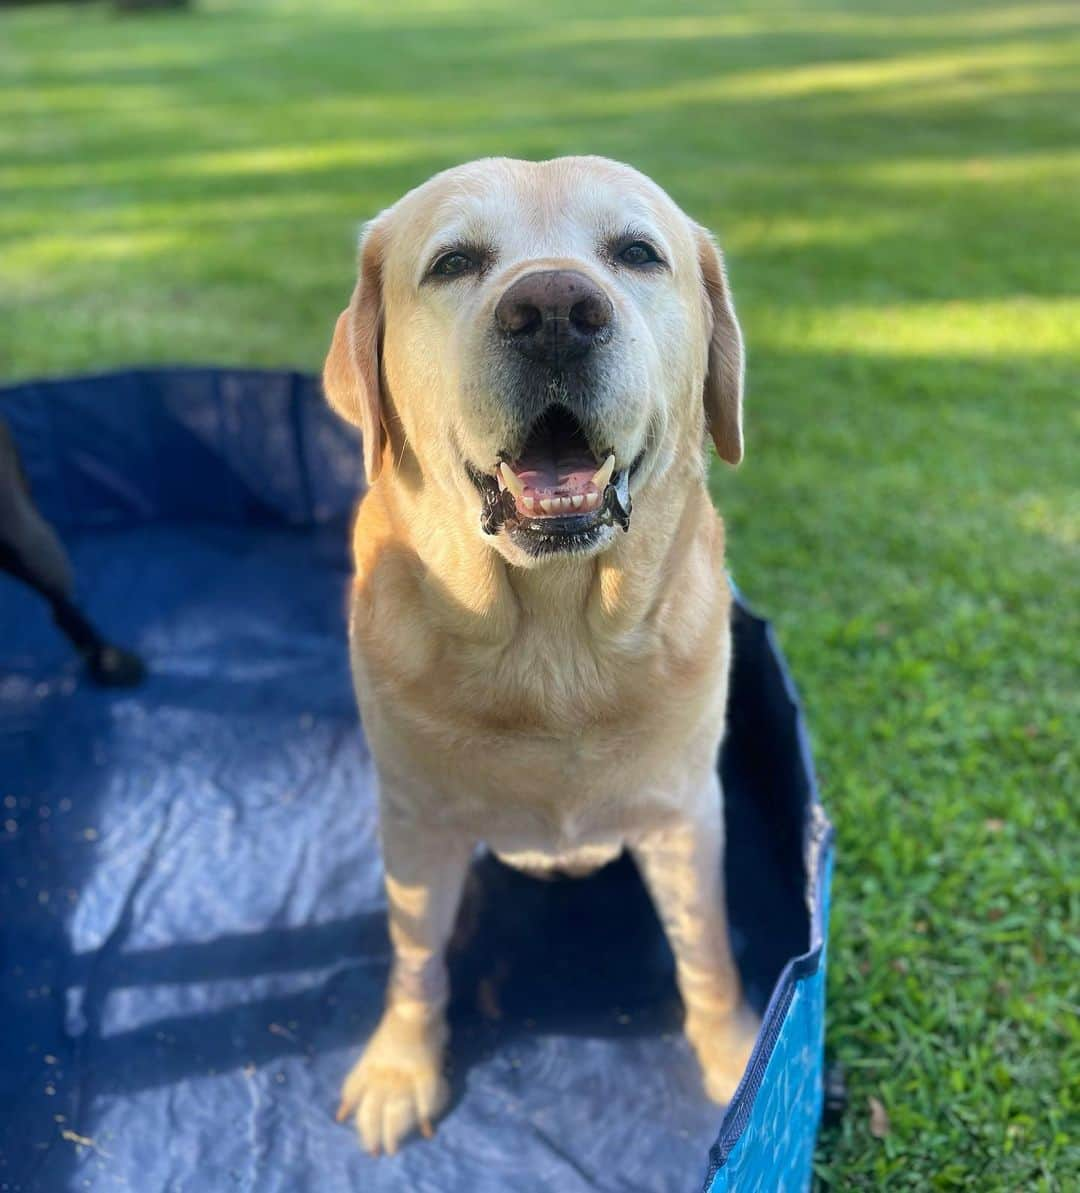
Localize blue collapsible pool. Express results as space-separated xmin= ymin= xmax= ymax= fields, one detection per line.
xmin=0 ymin=369 xmax=833 ymax=1193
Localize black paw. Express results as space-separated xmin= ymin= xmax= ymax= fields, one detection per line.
xmin=85 ymin=644 xmax=147 ymax=687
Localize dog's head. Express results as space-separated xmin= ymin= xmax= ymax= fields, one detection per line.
xmin=324 ymin=156 xmax=743 ymax=565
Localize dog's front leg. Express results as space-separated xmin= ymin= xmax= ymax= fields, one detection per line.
xmin=338 ymin=800 xmax=472 ymax=1155
xmin=632 ymin=775 xmax=760 ymax=1104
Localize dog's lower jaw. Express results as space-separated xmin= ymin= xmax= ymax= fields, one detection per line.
xmin=471 ymin=454 xmax=636 ymax=548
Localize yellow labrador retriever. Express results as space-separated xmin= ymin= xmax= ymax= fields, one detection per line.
xmin=324 ymin=156 xmax=759 ymax=1156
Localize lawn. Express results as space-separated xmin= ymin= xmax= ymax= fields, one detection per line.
xmin=1 ymin=0 xmax=1077 ymax=1187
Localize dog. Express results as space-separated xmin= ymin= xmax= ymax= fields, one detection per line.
xmin=323 ymin=156 xmax=759 ymax=1156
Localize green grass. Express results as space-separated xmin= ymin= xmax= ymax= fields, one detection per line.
xmin=2 ymin=0 xmax=1077 ymax=1186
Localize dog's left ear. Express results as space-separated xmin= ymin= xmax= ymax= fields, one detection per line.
xmin=695 ymin=226 xmax=745 ymax=466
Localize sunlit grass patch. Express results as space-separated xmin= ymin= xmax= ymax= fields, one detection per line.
xmin=758 ymin=298 xmax=1080 ymax=358
xmin=1012 ymin=493 xmax=1080 ymax=549
xmin=854 ymin=149 xmax=1080 ymax=187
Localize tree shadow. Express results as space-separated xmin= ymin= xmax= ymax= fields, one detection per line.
xmin=2 ymin=0 xmax=1076 ymax=316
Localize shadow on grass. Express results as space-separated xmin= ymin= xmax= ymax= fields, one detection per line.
xmin=2 ymin=0 xmax=1077 ymax=385
xmin=1 ymin=1 xmax=1076 ymax=208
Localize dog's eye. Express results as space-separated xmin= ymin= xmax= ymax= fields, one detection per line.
xmin=430 ymin=251 xmax=476 ymax=279
xmin=617 ymin=240 xmax=662 ymax=267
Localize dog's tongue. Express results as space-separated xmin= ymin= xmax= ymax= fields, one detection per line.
xmin=510 ymin=440 xmax=598 ymax=496
xmin=497 ymin=408 xmax=616 ymax=518
xmin=499 ymin=443 xmax=615 ymax=519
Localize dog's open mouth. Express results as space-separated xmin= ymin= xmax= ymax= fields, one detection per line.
xmin=467 ymin=406 xmax=637 ymax=552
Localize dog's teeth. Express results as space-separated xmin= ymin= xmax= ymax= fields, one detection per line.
xmin=540 ymin=498 xmax=556 ymax=515
xmin=591 ymin=454 xmax=615 ymax=490
xmin=522 ymin=496 xmax=536 ymax=514
xmin=498 ymin=461 xmax=524 ymax=499
xmin=571 ymin=494 xmax=584 ymax=510
xmin=583 ymin=491 xmax=600 ymax=511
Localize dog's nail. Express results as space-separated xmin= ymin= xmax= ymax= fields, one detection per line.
xmin=420 ymin=1118 xmax=435 ymax=1139
xmin=334 ymin=1102 xmax=349 ymax=1123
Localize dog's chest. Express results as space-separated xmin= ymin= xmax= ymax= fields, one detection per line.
xmin=485 ymin=629 xmax=620 ymax=727
xmin=351 ymin=529 xmax=730 ymax=843
xmin=365 ymin=610 xmax=720 ymax=835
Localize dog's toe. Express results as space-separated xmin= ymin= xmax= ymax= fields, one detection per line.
xmin=350 ymin=1066 xmax=448 ymax=1155
xmin=338 ymin=1007 xmax=450 ymax=1155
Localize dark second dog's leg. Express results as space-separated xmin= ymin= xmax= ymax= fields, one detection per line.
xmin=0 ymin=543 xmax=146 ymax=687
xmin=0 ymin=419 xmax=145 ymax=687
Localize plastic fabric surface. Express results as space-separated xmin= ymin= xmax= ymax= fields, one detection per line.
xmin=0 ymin=370 xmax=832 ymax=1193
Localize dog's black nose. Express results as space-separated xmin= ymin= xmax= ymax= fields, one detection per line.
xmin=495 ymin=270 xmax=613 ymax=367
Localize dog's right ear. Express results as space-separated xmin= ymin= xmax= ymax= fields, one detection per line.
xmin=695 ymin=225 xmax=745 ymax=467
xmin=323 ymin=219 xmax=388 ymax=484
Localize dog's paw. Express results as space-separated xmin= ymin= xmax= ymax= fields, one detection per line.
xmin=336 ymin=1007 xmax=450 ymax=1156
xmin=684 ymin=1002 xmax=761 ymax=1105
